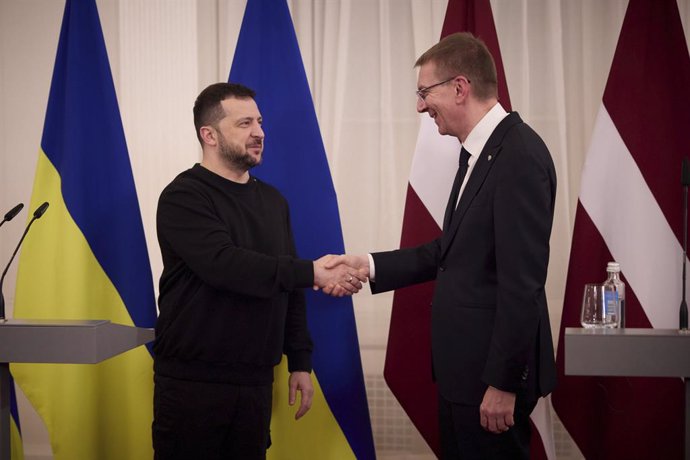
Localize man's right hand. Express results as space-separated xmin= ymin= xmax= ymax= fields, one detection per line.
xmin=313 ymin=254 xmax=369 ymax=296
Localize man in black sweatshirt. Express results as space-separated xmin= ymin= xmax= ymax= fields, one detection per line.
xmin=152 ymin=83 xmax=363 ymax=460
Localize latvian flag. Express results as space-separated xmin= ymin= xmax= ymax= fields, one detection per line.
xmin=552 ymin=0 xmax=689 ymax=458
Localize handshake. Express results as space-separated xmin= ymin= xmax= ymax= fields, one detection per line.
xmin=312 ymin=254 xmax=370 ymax=297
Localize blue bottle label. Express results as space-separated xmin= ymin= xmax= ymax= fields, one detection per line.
xmin=604 ymin=290 xmax=618 ymax=316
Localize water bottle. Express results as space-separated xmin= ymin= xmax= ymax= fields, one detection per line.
xmin=602 ymin=262 xmax=625 ymax=328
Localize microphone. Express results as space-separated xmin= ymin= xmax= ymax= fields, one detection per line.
xmin=0 ymin=202 xmax=49 ymax=320
xmin=681 ymin=159 xmax=689 ymax=331
xmin=0 ymin=203 xmax=24 ymax=228
xmin=33 ymin=202 xmax=49 ymax=219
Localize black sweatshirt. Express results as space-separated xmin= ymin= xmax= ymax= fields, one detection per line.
xmin=154 ymin=164 xmax=314 ymax=385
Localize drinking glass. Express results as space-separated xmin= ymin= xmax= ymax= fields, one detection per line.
xmin=580 ymin=283 xmax=610 ymax=328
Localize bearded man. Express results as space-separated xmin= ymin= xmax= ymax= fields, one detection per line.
xmin=152 ymin=83 xmax=362 ymax=460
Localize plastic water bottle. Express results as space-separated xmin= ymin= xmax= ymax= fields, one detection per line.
xmin=603 ymin=262 xmax=625 ymax=328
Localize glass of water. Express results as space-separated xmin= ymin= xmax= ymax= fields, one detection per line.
xmin=580 ymin=283 xmax=617 ymax=328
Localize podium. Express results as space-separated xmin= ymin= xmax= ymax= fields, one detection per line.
xmin=0 ymin=319 xmax=155 ymax=460
xmin=565 ymin=327 xmax=690 ymax=460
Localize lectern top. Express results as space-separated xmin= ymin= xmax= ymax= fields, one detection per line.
xmin=0 ymin=319 xmax=154 ymax=363
xmin=1 ymin=319 xmax=109 ymax=327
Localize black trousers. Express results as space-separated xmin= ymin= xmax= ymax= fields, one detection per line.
xmin=153 ymin=374 xmax=273 ymax=460
xmin=439 ymin=392 xmax=537 ymax=460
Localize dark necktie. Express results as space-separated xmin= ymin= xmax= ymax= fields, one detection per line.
xmin=442 ymin=147 xmax=471 ymax=231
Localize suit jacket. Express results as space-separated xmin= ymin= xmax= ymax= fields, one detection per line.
xmin=372 ymin=112 xmax=557 ymax=405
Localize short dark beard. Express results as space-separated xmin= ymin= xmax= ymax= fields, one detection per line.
xmin=218 ymin=134 xmax=262 ymax=171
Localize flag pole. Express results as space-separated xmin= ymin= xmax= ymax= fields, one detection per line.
xmin=681 ymin=157 xmax=689 ymax=331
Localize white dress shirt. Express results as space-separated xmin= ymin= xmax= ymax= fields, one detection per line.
xmin=369 ymin=102 xmax=509 ymax=280
xmin=455 ymin=102 xmax=508 ymax=206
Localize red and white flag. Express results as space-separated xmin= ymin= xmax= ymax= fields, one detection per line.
xmin=383 ymin=0 xmax=554 ymax=457
xmin=552 ymin=0 xmax=689 ymax=458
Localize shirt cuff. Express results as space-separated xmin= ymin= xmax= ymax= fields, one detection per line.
xmin=287 ymin=351 xmax=313 ymax=374
xmin=367 ymin=253 xmax=376 ymax=281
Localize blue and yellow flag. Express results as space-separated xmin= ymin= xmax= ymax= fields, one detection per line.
xmin=11 ymin=0 xmax=156 ymax=459
xmin=9 ymin=375 xmax=24 ymax=460
xmin=229 ymin=1 xmax=376 ymax=459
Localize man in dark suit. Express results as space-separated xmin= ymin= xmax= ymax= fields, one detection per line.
xmin=326 ymin=32 xmax=557 ymax=459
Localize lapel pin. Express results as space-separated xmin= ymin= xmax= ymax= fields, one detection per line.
xmin=487 ymin=155 xmax=492 ymax=161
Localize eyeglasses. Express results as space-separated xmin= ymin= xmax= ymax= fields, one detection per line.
xmin=415 ymin=75 xmax=470 ymax=101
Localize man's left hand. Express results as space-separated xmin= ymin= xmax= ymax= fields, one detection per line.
xmin=288 ymin=371 xmax=314 ymax=420
xmin=479 ymin=386 xmax=516 ymax=434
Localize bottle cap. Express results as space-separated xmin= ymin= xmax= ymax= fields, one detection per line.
xmin=607 ymin=261 xmax=620 ymax=272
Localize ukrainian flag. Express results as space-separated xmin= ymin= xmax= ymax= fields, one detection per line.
xmin=11 ymin=0 xmax=156 ymax=459
xmin=229 ymin=1 xmax=376 ymax=458
xmin=10 ymin=375 xmax=24 ymax=460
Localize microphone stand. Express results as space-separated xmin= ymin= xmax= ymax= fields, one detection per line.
xmin=0 ymin=202 xmax=47 ymax=460
xmin=682 ymin=158 xmax=689 ymax=331
xmin=0 ymin=223 xmax=33 ymax=321
xmin=0 ymin=202 xmax=48 ymax=321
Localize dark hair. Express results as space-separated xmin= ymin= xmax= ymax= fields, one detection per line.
xmin=415 ymin=32 xmax=497 ymax=101
xmin=193 ymin=82 xmax=257 ymax=144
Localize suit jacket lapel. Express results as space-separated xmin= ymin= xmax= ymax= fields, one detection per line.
xmin=440 ymin=112 xmax=523 ymax=258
